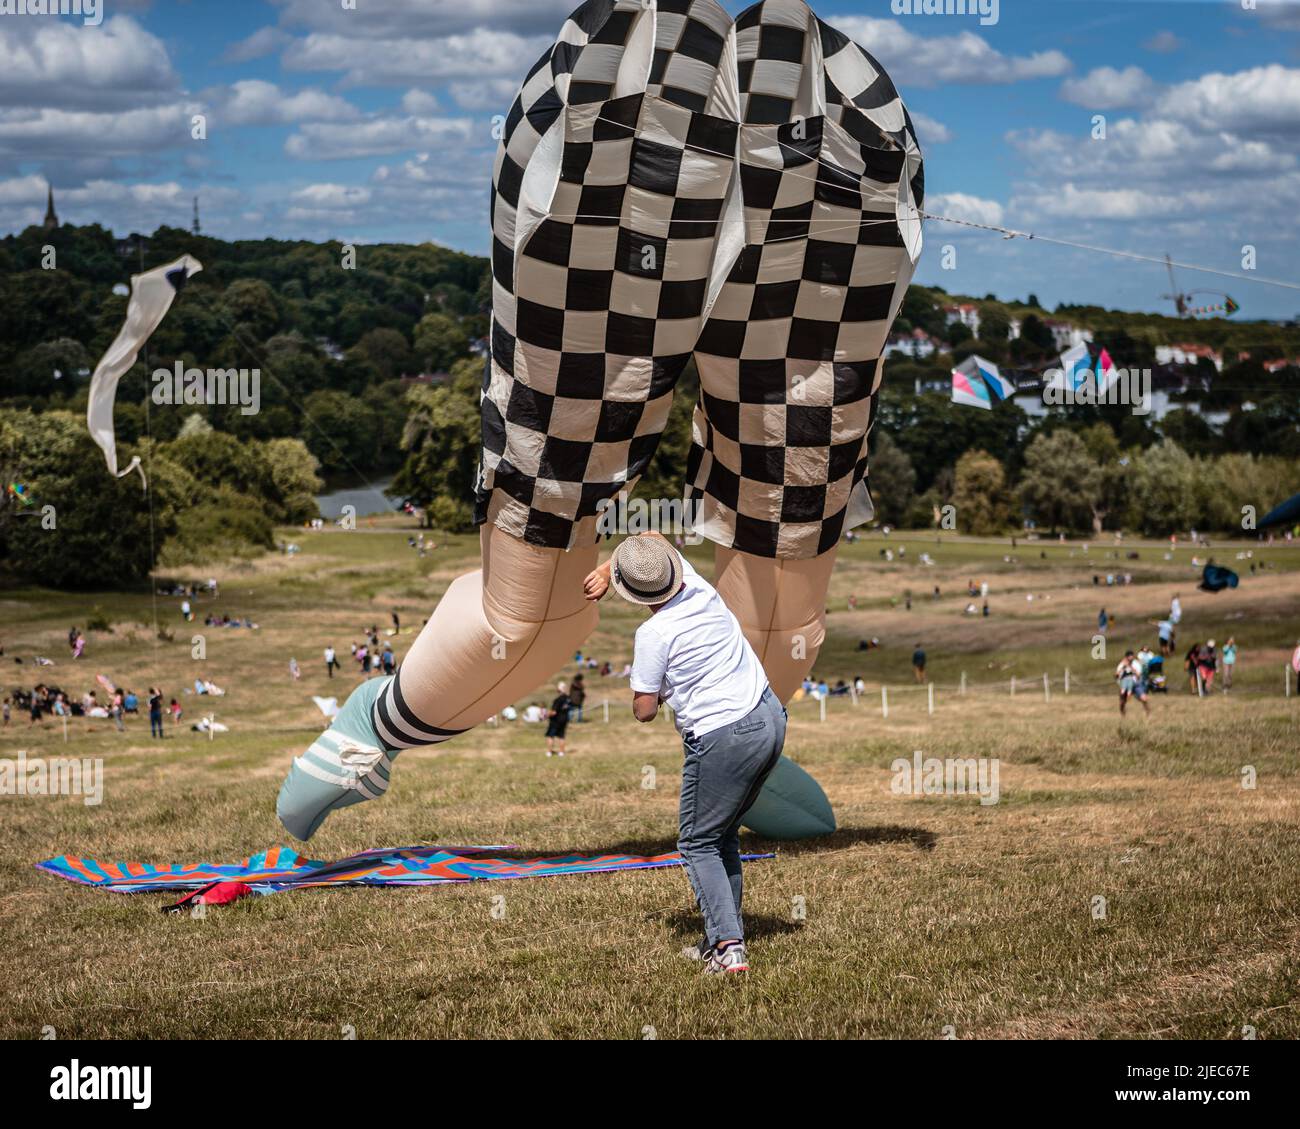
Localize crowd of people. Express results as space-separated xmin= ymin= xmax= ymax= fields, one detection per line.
xmin=9 ymin=682 xmax=179 ymax=736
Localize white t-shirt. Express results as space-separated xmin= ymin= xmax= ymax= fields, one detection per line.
xmin=629 ymin=556 xmax=768 ymax=738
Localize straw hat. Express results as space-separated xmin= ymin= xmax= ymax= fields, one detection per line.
xmin=609 ymin=537 xmax=684 ymax=606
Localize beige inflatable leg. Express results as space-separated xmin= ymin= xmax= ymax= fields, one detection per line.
xmin=375 ymin=520 xmax=601 ymax=745
xmin=278 ymin=520 xmax=600 ymax=839
xmin=711 ymin=545 xmax=839 ymax=703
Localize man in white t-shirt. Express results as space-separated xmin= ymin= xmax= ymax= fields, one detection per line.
xmin=584 ymin=532 xmax=785 ymax=975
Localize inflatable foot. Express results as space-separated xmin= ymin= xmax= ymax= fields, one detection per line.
xmin=277 ymin=676 xmax=395 ymax=841
xmin=741 ymin=755 xmax=836 ymax=840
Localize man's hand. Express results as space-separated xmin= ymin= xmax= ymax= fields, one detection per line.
xmin=583 ymin=560 xmax=612 ymax=602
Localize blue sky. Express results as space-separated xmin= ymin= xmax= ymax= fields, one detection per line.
xmin=3 ymin=0 xmax=1299 ymax=318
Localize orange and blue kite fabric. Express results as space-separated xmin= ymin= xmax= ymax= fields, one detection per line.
xmin=37 ymin=844 xmax=774 ymax=894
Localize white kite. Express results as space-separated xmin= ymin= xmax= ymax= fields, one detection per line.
xmin=86 ymin=254 xmax=202 ymax=482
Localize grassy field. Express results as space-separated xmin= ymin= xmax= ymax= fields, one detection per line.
xmin=2 ymin=523 xmax=1298 ymax=1039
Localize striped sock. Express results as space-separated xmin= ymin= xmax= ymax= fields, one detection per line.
xmin=372 ymin=669 xmax=465 ymax=751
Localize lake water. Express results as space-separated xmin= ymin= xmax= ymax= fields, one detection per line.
xmin=315 ymin=476 xmax=398 ymax=519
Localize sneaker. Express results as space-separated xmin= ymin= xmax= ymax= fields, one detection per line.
xmin=704 ymin=942 xmax=749 ymax=975
xmin=681 ymin=939 xmax=711 ymax=962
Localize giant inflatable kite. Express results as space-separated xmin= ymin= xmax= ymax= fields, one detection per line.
xmin=277 ymin=0 xmax=924 ymax=841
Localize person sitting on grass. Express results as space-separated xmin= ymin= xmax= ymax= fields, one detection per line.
xmin=1115 ymin=651 xmax=1150 ymax=717
xmin=583 ymin=532 xmax=786 ymax=976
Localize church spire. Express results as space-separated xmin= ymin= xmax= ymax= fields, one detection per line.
xmin=43 ymin=183 xmax=58 ymax=231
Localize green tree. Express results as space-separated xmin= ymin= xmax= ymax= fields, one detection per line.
xmin=1127 ymin=439 xmax=1201 ymax=535
xmin=0 ymin=410 xmax=187 ymax=588
xmin=866 ymin=429 xmax=916 ymax=526
xmin=263 ymin=437 xmax=323 ymax=523
xmin=1018 ymin=429 xmax=1101 ymax=534
xmin=220 ymin=278 xmax=282 ymax=343
xmin=953 ymin=449 xmax=1011 ymax=535
xmin=388 ymin=361 xmax=480 ymax=528
xmin=413 ymin=313 xmax=470 ymax=372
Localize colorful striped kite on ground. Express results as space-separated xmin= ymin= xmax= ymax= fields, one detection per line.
xmin=36 ymin=844 xmax=774 ymax=895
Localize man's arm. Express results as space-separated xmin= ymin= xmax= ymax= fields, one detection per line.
xmin=632 ymin=691 xmax=659 ymax=723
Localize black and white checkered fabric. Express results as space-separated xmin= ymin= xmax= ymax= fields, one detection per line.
xmin=477 ymin=0 xmax=923 ymax=560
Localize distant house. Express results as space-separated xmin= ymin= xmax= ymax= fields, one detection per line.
xmin=943 ymin=303 xmax=981 ymax=338
xmin=1043 ymin=319 xmax=1090 ymax=351
xmin=1155 ymin=343 xmax=1223 ymax=372
xmin=1007 ymin=318 xmax=1022 ymax=341
xmin=884 ymin=328 xmax=939 ymax=360
xmin=1263 ymin=358 xmax=1300 ymax=374
xmin=315 ymin=338 xmax=346 ymax=361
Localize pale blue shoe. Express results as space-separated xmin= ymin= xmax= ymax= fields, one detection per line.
xmin=277 ymin=677 xmax=395 ymax=841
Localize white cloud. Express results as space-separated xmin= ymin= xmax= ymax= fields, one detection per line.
xmin=401 ymin=89 xmax=440 ymax=115
xmin=0 ymin=103 xmax=199 ymax=158
xmin=222 ymin=26 xmax=293 ymax=63
xmin=1257 ymin=0 xmax=1300 ymax=32
xmin=927 ymin=192 xmax=1004 ymax=228
xmin=0 ymin=175 xmax=241 ymax=234
xmin=1060 ymin=66 xmax=1159 ymax=111
xmin=0 ymin=15 xmax=179 ymax=111
xmin=216 ymin=80 xmax=361 ymax=126
xmin=1154 ymin=65 xmax=1300 ymax=138
xmin=1012 ymin=183 xmax=1188 ymax=222
xmin=269 ymin=0 xmax=576 ymax=39
xmin=285 ymin=115 xmax=476 ymax=160
xmin=909 ymin=112 xmax=952 ymax=145
xmin=449 ymin=79 xmax=522 ymax=113
xmin=1142 ymin=31 xmax=1183 ymax=54
xmin=829 ymin=16 xmax=1071 ymax=88
xmin=283 ymin=27 xmax=550 ymax=87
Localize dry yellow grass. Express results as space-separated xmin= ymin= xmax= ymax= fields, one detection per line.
xmin=1 ymin=526 xmax=1297 ymax=1038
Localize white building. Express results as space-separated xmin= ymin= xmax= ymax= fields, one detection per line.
xmin=884 ymin=328 xmax=938 ymax=360
xmin=1043 ymin=319 xmax=1091 ymax=351
xmin=1155 ymin=344 xmax=1224 ymax=372
xmin=944 ymin=303 xmax=981 ymax=338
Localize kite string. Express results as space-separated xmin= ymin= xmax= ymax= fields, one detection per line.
xmin=574 ymin=112 xmax=1300 ymax=293
xmin=917 ymin=211 xmax=1300 ymax=293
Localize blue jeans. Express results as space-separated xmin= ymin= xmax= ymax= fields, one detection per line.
xmin=150 ymin=710 xmax=163 ymax=738
xmin=678 ymin=688 xmax=786 ymax=948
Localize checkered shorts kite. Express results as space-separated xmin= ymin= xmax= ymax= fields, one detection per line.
xmin=477 ymin=0 xmax=923 ymax=560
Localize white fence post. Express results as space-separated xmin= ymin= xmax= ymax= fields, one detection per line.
xmin=603 ymin=699 xmax=609 ymax=722
xmin=960 ymin=671 xmax=967 ymax=696
xmin=881 ymin=685 xmax=889 ymax=719
xmin=1010 ymin=676 xmax=1017 ymax=697
xmin=1286 ymin=666 xmax=1292 ymax=699
xmin=819 ymin=695 xmax=826 ymax=723
xmin=928 ymin=682 xmax=935 ymax=716
xmin=1065 ymin=668 xmax=1071 ymax=695
xmin=1043 ymin=672 xmax=1050 ymax=703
